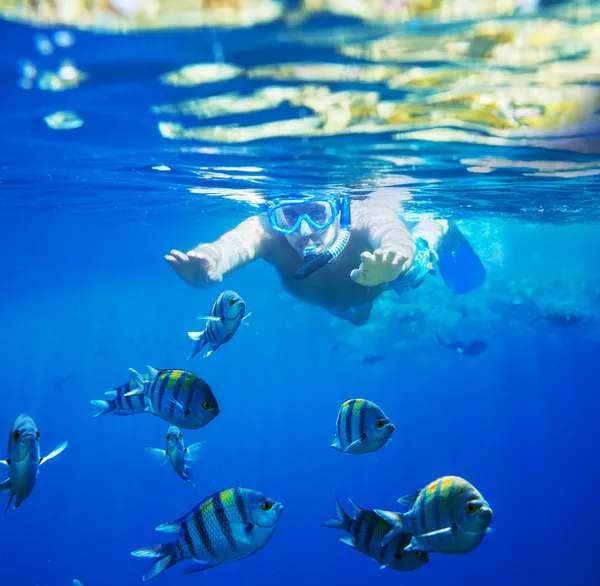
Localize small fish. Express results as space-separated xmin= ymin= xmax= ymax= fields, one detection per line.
xmin=146 ymin=426 xmax=203 ymax=487
xmin=91 ymin=377 xmax=149 ymax=417
xmin=437 ymin=337 xmax=488 ymax=357
xmin=131 ymin=487 xmax=283 ymax=581
xmin=125 ymin=365 xmax=219 ymax=429
xmin=331 ymin=399 xmax=394 ymax=455
xmin=0 ymin=414 xmax=68 ymax=512
xmin=72 ymin=580 xmax=85 ymax=586
xmin=188 ymin=290 xmax=249 ymax=359
xmin=322 ymin=496 xmax=429 ymax=571
xmin=375 ymin=476 xmax=493 ymax=554
xmin=361 ymin=354 xmax=386 ymax=365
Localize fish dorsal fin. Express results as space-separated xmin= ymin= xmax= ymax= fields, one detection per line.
xmin=40 ymin=441 xmax=68 ymax=465
xmin=146 ymin=366 xmax=160 ymax=378
xmin=397 ymin=491 xmax=420 ymax=510
xmin=0 ymin=460 xmax=10 ymax=468
xmin=347 ymin=498 xmax=364 ymax=518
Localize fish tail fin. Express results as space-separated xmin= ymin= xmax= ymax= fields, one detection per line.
xmin=187 ymin=332 xmax=206 ymax=360
xmin=322 ymin=494 xmax=351 ymax=532
xmin=90 ymin=399 xmax=115 ymax=417
xmin=131 ymin=543 xmax=178 ymax=582
xmin=374 ymin=509 xmax=405 ymax=547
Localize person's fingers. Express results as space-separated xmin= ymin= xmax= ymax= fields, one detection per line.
xmin=350 ymin=268 xmax=367 ymax=284
xmin=169 ymin=250 xmax=189 ymax=263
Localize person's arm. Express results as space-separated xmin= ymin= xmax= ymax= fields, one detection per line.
xmin=350 ymin=202 xmax=416 ymax=287
xmin=165 ymin=214 xmax=273 ymax=287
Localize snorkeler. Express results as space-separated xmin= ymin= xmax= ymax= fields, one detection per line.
xmin=165 ymin=194 xmax=485 ymax=326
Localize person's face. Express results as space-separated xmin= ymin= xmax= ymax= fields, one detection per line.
xmin=285 ymin=217 xmax=338 ymax=257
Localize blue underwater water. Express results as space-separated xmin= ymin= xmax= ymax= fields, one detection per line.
xmin=1 ymin=3 xmax=600 ymax=586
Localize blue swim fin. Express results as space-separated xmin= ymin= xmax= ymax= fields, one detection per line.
xmin=436 ymin=222 xmax=486 ymax=294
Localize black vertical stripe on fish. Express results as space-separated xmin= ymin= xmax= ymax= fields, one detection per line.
xmin=193 ymin=507 xmax=216 ymax=558
xmin=358 ymin=400 xmax=367 ymax=439
xmin=183 ymin=378 xmax=194 ymax=412
xmin=116 ymin=389 xmax=124 ymax=411
xmin=344 ymin=400 xmax=356 ymax=447
xmin=174 ymin=541 xmax=185 ymax=560
xmin=124 ymin=389 xmax=135 ymax=412
xmin=350 ymin=515 xmax=361 ymax=541
xmin=156 ymin=372 xmax=170 ymax=413
xmin=169 ymin=371 xmax=187 ymax=418
xmin=182 ymin=521 xmax=196 ymax=558
xmin=213 ymin=496 xmax=237 ymax=551
xmin=234 ymin=489 xmax=248 ymax=525
xmin=363 ymin=513 xmax=380 ymax=556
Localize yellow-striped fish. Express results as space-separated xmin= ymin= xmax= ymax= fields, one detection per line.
xmin=131 ymin=488 xmax=283 ymax=580
xmin=376 ymin=476 xmax=493 ymax=554
xmin=331 ymin=399 xmax=394 ymax=454
xmin=322 ymin=496 xmax=429 ymax=572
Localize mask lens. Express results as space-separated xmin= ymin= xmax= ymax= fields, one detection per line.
xmin=271 ymin=200 xmax=335 ymax=233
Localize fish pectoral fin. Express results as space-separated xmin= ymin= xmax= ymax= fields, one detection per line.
xmin=0 ymin=478 xmax=11 ymax=492
xmin=406 ymin=526 xmax=455 ymax=550
xmin=0 ymin=460 xmax=9 ymax=468
xmin=155 ymin=518 xmax=184 ymax=534
xmin=338 ymin=537 xmax=356 ymax=549
xmin=182 ymin=561 xmax=218 ymax=575
xmin=342 ymin=435 xmax=366 ymax=453
xmin=187 ymin=331 xmax=205 ymax=341
xmin=167 ymin=398 xmax=184 ymax=410
xmin=196 ymin=315 xmax=221 ymax=321
xmin=330 ymin=438 xmax=342 ymax=452
xmin=146 ymin=448 xmax=169 ymax=465
xmin=40 ymin=441 xmax=68 ymax=465
xmin=379 ymin=564 xmax=390 ymax=570
xmin=184 ymin=442 xmax=204 ymax=462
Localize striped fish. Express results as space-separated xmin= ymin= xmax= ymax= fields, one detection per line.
xmin=125 ymin=366 xmax=220 ymax=430
xmin=0 ymin=415 xmax=68 ymax=512
xmin=187 ymin=290 xmax=249 ymax=359
xmin=146 ymin=426 xmax=203 ymax=487
xmin=322 ymin=496 xmax=429 ymax=572
xmin=376 ymin=476 xmax=494 ymax=554
xmin=331 ymin=398 xmax=394 ymax=454
xmin=91 ymin=377 xmax=149 ymax=417
xmin=131 ymin=488 xmax=283 ymax=581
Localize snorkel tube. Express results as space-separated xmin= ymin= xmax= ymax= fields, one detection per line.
xmin=294 ymin=197 xmax=351 ymax=280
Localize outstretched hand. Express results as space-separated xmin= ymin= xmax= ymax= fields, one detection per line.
xmin=164 ymin=249 xmax=223 ymax=287
xmin=350 ymin=249 xmax=410 ymax=287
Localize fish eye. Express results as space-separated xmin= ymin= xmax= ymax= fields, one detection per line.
xmin=229 ymin=298 xmax=235 ymax=306
xmin=261 ymin=501 xmax=273 ymax=511
xmin=166 ymin=434 xmax=171 ymax=440
xmin=36 ymin=431 xmax=40 ymax=439
xmin=375 ymin=420 xmax=385 ymax=429
xmin=179 ymin=433 xmax=183 ymax=439
xmin=414 ymin=551 xmax=421 ymax=558
xmin=202 ymin=402 xmax=211 ymax=410
xmin=394 ymin=553 xmax=402 ymax=560
xmin=466 ymin=503 xmax=477 ymax=514
xmin=12 ymin=431 xmax=20 ymax=441
xmin=184 ymin=408 xmax=191 ymax=415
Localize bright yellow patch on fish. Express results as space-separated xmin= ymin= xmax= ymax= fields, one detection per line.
xmin=352 ymin=399 xmax=364 ymax=417
xmin=441 ymin=476 xmax=454 ymax=496
xmin=220 ymin=489 xmax=235 ymax=507
xmin=182 ymin=372 xmax=196 ymax=391
xmin=342 ymin=400 xmax=352 ymax=409
xmin=200 ymin=498 xmax=215 ymax=514
xmin=427 ymin=480 xmax=440 ymax=495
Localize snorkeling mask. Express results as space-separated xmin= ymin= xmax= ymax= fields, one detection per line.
xmin=268 ymin=195 xmax=352 ymax=280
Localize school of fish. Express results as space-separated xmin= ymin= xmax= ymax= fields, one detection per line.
xmin=3 ymin=289 xmax=494 ymax=584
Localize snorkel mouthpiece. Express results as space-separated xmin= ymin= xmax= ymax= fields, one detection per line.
xmin=294 ymin=197 xmax=351 ymax=280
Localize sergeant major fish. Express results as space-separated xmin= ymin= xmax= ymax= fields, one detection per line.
xmin=125 ymin=365 xmax=220 ymax=430
xmin=91 ymin=377 xmax=149 ymax=417
xmin=146 ymin=426 xmax=203 ymax=487
xmin=376 ymin=475 xmax=493 ymax=554
xmin=322 ymin=496 xmax=429 ymax=572
xmin=187 ymin=290 xmax=249 ymax=359
xmin=0 ymin=414 xmax=68 ymax=511
xmin=131 ymin=487 xmax=283 ymax=581
xmin=331 ymin=399 xmax=394 ymax=454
